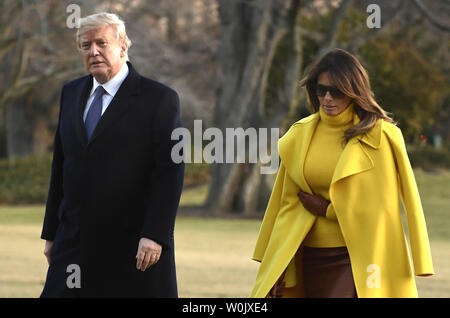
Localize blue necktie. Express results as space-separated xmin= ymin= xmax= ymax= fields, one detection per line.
xmin=85 ymin=86 xmax=106 ymax=141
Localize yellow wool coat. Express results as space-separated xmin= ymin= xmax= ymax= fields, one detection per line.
xmin=251 ymin=112 xmax=434 ymax=298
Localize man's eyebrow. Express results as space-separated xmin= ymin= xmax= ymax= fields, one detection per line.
xmin=80 ymin=37 xmax=108 ymax=43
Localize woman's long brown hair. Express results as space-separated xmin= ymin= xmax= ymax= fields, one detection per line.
xmin=300 ymin=48 xmax=394 ymax=143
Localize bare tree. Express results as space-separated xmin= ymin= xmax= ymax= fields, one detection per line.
xmin=0 ymin=0 xmax=84 ymax=158
xmin=411 ymin=0 xmax=450 ymax=32
xmin=204 ymin=0 xmax=304 ymax=214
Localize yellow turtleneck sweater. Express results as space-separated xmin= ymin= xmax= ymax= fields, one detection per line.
xmin=302 ymin=103 xmax=355 ymax=247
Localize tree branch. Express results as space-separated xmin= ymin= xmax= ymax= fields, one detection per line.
xmin=346 ymin=0 xmax=404 ymax=51
xmin=411 ymin=0 xmax=450 ymax=32
xmin=317 ymin=0 xmax=352 ymax=56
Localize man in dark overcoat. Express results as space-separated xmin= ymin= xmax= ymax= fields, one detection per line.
xmin=40 ymin=12 xmax=184 ymax=297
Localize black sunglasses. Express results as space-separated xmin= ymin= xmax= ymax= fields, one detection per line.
xmin=315 ymin=84 xmax=346 ymax=99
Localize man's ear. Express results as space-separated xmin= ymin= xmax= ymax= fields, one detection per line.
xmin=120 ymin=44 xmax=127 ymax=58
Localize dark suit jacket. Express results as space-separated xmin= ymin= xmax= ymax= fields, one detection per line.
xmin=41 ymin=62 xmax=184 ymax=297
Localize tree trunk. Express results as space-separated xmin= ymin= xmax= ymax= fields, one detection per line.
xmin=4 ymin=88 xmax=55 ymax=159
xmin=242 ymin=0 xmax=303 ymax=216
xmin=205 ymin=0 xmax=302 ymax=214
xmin=5 ymin=97 xmax=34 ymax=158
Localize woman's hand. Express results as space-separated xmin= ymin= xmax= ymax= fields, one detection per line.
xmin=267 ymin=271 xmax=286 ymax=298
xmin=298 ymin=191 xmax=330 ymax=217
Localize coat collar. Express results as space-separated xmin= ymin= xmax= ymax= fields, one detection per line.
xmin=351 ymin=110 xmax=382 ymax=150
xmin=90 ymin=62 xmax=129 ymax=100
xmin=278 ymin=110 xmax=383 ymax=191
xmin=74 ymin=61 xmax=141 ymax=147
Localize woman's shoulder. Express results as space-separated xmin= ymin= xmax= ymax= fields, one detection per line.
xmin=292 ymin=112 xmax=319 ymax=127
xmin=279 ymin=112 xmax=319 ymax=141
xmin=380 ymin=119 xmax=403 ymax=140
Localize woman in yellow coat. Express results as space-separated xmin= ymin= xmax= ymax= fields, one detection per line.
xmin=251 ymin=48 xmax=434 ymax=298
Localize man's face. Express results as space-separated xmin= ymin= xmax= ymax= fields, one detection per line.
xmin=79 ymin=26 xmax=126 ymax=84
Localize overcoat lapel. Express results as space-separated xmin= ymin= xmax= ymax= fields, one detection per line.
xmin=278 ymin=114 xmax=319 ymax=194
xmin=280 ymin=109 xmax=382 ymax=191
xmin=279 ymin=111 xmax=381 ymax=194
xmin=331 ymin=140 xmax=373 ymax=185
xmin=88 ymin=62 xmax=141 ymax=145
xmin=330 ymin=115 xmax=382 ymax=187
xmin=72 ymin=62 xmax=141 ymax=147
xmin=282 ymin=111 xmax=383 ymax=191
xmin=73 ymin=77 xmax=92 ymax=147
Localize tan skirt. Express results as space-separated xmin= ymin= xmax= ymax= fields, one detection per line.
xmin=302 ymin=246 xmax=357 ymax=298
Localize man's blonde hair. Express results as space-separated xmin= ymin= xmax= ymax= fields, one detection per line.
xmin=76 ymin=12 xmax=132 ymax=60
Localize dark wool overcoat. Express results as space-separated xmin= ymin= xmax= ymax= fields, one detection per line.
xmin=41 ymin=62 xmax=184 ymax=297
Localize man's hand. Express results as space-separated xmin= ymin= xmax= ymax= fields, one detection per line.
xmin=44 ymin=241 xmax=54 ymax=265
xmin=298 ymin=191 xmax=330 ymax=217
xmin=136 ymin=237 xmax=162 ymax=271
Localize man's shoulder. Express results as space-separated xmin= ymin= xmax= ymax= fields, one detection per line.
xmin=62 ymin=74 xmax=90 ymax=92
xmin=64 ymin=74 xmax=90 ymax=87
xmin=134 ymin=71 xmax=180 ymax=114
xmin=138 ymin=75 xmax=178 ymax=99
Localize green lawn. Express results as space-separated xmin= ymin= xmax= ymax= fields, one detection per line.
xmin=0 ymin=169 xmax=449 ymax=298
xmin=0 ymin=206 xmax=261 ymax=298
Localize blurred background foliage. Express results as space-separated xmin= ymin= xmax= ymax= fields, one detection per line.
xmin=0 ymin=0 xmax=448 ymax=209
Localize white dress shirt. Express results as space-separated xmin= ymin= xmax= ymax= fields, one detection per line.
xmin=83 ymin=62 xmax=129 ymax=122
